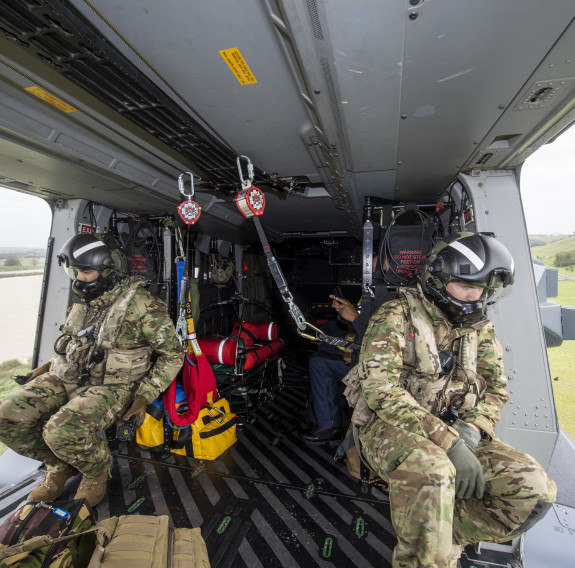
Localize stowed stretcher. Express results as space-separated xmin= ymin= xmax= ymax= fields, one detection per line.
xmin=196 ymin=321 xmax=284 ymax=419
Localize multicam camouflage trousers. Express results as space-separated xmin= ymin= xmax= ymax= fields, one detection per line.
xmin=0 ymin=373 xmax=134 ymax=477
xmin=360 ymin=420 xmax=557 ymax=568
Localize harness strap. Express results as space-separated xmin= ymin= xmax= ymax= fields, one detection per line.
xmin=252 ymin=216 xmax=305 ymax=328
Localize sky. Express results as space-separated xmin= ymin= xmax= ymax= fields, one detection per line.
xmin=519 ymin=126 xmax=575 ymax=235
xmin=0 ymin=188 xmax=52 ymax=248
xmin=0 ymin=127 xmax=574 ymax=247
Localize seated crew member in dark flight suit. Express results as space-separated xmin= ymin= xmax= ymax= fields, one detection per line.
xmin=302 ymin=247 xmax=380 ymax=444
xmin=301 ymin=293 xmax=361 ymax=444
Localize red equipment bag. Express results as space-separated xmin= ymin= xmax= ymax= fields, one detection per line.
xmin=229 ymin=325 xmax=255 ymax=347
xmin=197 ymin=338 xmax=239 ymax=365
xmin=232 ymin=321 xmax=279 ymax=342
xmin=244 ymin=339 xmax=284 ymax=370
xmin=164 ymin=353 xmax=217 ymax=427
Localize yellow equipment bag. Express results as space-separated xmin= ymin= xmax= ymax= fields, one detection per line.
xmin=188 ymin=399 xmax=237 ymax=460
xmin=137 ymin=399 xmax=237 ymax=460
xmin=136 ymin=403 xmax=166 ymax=452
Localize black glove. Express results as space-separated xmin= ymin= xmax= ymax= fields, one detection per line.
xmin=452 ymin=419 xmax=481 ymax=452
xmin=122 ymin=395 xmax=148 ymax=428
xmin=447 ymin=438 xmax=485 ymax=499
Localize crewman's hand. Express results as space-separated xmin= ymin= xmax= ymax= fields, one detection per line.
xmin=329 ymin=295 xmax=359 ymax=323
xmin=122 ymin=395 xmax=148 ymax=428
xmin=447 ymin=438 xmax=485 ymax=499
xmin=452 ymin=419 xmax=481 ymax=453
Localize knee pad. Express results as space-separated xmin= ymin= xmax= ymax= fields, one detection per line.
xmin=509 ymin=499 xmax=554 ymax=537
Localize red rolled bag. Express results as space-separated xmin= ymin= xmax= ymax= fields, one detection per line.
xmin=244 ymin=339 xmax=284 ymax=370
xmin=230 ymin=323 xmax=256 ymax=347
xmin=233 ymin=321 xmax=279 ymax=342
xmin=197 ymin=337 xmax=239 ymax=365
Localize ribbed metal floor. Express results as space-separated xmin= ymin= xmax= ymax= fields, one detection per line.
xmin=0 ymin=348 xmax=515 ymax=567
xmin=101 ymin=358 xmax=396 ymax=568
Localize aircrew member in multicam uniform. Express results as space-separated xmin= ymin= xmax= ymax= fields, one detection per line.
xmin=343 ymin=232 xmax=556 ymax=568
xmin=0 ymin=233 xmax=184 ymax=507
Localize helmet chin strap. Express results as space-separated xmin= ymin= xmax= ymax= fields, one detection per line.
xmin=72 ymin=271 xmax=121 ymax=301
xmin=424 ymin=280 xmax=486 ymax=325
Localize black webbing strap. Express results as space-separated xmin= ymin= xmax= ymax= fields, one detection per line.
xmin=252 ymin=216 xmax=305 ymax=329
xmin=251 ymin=216 xmax=360 ymax=350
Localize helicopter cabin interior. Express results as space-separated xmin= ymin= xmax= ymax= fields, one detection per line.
xmin=1 ymin=1 xmax=575 ymax=567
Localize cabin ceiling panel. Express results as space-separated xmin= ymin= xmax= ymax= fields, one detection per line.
xmin=2 ymin=0 xmax=575 ymax=241
xmin=70 ymin=0 xmax=321 ymax=180
xmin=0 ymin=137 xmax=172 ymax=212
xmin=396 ymin=0 xmax=575 ymax=202
xmin=312 ymin=0 xmax=404 ymax=174
xmin=465 ymin=17 xmax=575 ymax=171
xmin=347 ymin=170 xmax=397 ymax=206
xmin=0 ymin=64 xmax=189 ymax=207
xmin=256 ymin=191 xmax=351 ymax=237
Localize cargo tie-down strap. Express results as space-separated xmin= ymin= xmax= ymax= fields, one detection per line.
xmin=234 ymin=156 xmax=359 ymax=351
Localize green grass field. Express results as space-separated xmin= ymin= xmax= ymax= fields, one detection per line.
xmin=546 ymin=278 xmax=575 ymax=440
xmin=0 ymin=258 xmax=44 ymax=271
xmin=0 ymin=359 xmax=31 ymax=456
xmin=529 ymin=237 xmax=575 ymax=440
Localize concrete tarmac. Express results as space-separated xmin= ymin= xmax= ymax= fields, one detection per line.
xmin=0 ymin=275 xmax=42 ymax=364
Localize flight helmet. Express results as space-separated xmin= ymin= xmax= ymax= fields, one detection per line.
xmin=420 ymin=232 xmax=514 ymax=324
xmin=58 ymin=233 xmax=128 ymax=301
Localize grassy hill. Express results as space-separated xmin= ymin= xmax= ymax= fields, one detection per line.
xmin=528 ymin=234 xmax=569 ymax=247
xmin=530 ymin=234 xmax=575 ymax=271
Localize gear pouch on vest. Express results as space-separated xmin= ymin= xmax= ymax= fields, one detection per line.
xmin=50 ymin=336 xmax=91 ymax=384
xmin=405 ymin=372 xmax=446 ymax=412
xmin=103 ymin=347 xmax=152 ymax=385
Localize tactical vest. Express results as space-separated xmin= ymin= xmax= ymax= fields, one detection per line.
xmin=344 ymin=286 xmax=488 ymax=427
xmin=50 ymin=278 xmax=153 ymax=389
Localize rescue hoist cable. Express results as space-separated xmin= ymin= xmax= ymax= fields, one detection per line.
xmin=235 ymin=156 xmax=359 ymax=350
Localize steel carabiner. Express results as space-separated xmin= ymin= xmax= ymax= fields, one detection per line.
xmin=236 ymin=155 xmax=254 ymax=190
xmin=178 ymin=171 xmax=195 ymax=199
xmin=296 ymin=321 xmax=327 ymax=343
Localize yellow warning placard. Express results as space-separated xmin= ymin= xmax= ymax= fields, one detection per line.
xmin=219 ymin=48 xmax=257 ymax=85
xmin=24 ymin=87 xmax=77 ymax=113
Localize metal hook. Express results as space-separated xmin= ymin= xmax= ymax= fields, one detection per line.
xmin=236 ymin=155 xmax=254 ymax=190
xmin=296 ymin=321 xmax=327 ymax=342
xmin=178 ymin=172 xmax=195 ymax=199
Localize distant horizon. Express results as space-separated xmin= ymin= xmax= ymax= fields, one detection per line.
xmin=0 ymin=231 xmax=573 ymax=255
xmin=0 ymin=245 xmax=49 ymax=251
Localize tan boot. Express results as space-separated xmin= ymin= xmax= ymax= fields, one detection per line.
xmin=28 ymin=467 xmax=76 ymax=502
xmin=74 ymin=470 xmax=109 ymax=507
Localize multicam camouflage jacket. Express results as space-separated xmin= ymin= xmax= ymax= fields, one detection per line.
xmin=343 ymin=285 xmax=509 ymax=451
xmin=50 ymin=276 xmax=183 ymax=403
